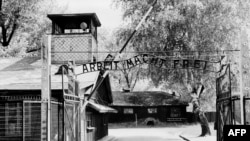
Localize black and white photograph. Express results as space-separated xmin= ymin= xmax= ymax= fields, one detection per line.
xmin=0 ymin=0 xmax=250 ymax=141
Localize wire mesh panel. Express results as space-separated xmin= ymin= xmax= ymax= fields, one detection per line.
xmin=244 ymin=98 xmax=250 ymax=125
xmin=51 ymin=34 xmax=97 ymax=64
xmin=40 ymin=102 xmax=48 ymax=141
xmin=86 ymin=112 xmax=95 ymax=141
xmin=232 ymin=98 xmax=241 ymax=124
xmin=23 ymin=102 xmax=41 ymax=141
xmin=51 ymin=102 xmax=63 ymax=141
xmin=0 ymin=102 xmax=23 ymax=141
xmin=64 ymin=102 xmax=74 ymax=141
xmin=231 ymin=97 xmax=250 ymax=125
xmin=0 ymin=101 xmax=62 ymax=141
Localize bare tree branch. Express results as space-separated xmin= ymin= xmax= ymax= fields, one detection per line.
xmin=7 ymin=23 xmax=17 ymax=44
xmin=1 ymin=24 xmax=7 ymax=46
xmin=130 ymin=66 xmax=141 ymax=91
xmin=26 ymin=47 xmax=41 ymax=53
xmin=0 ymin=1 xmax=20 ymax=47
xmin=0 ymin=0 xmax=2 ymax=11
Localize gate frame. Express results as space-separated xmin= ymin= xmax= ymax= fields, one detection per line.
xmin=216 ymin=64 xmax=234 ymax=141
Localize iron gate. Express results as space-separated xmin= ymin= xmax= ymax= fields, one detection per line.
xmin=216 ymin=64 xmax=234 ymax=141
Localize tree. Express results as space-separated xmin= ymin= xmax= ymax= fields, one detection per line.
xmin=116 ymin=57 xmax=141 ymax=91
xmin=113 ymin=0 xmax=250 ymax=108
xmin=0 ymin=0 xmax=20 ymax=47
xmin=98 ymin=27 xmax=144 ymax=91
xmin=112 ymin=0 xmax=250 ymax=135
xmin=0 ymin=0 xmax=43 ymax=47
xmin=0 ymin=0 xmax=67 ymax=57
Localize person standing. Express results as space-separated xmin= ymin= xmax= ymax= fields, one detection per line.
xmin=190 ymin=83 xmax=211 ymax=137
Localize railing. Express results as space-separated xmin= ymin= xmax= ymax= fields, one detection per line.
xmin=51 ymin=34 xmax=97 ymax=64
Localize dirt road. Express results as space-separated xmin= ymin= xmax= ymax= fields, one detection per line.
xmin=99 ymin=123 xmax=216 ymax=141
xmin=100 ymin=136 xmax=182 ymax=141
xmin=100 ymin=128 xmax=184 ymax=141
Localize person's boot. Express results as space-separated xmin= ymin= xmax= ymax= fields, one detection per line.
xmin=201 ymin=125 xmax=211 ymax=136
xmin=203 ymin=117 xmax=211 ymax=136
xmin=205 ymin=125 xmax=211 ymax=136
xmin=199 ymin=125 xmax=206 ymax=137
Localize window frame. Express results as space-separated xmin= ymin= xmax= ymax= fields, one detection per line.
xmin=147 ymin=108 xmax=157 ymax=114
xmin=23 ymin=102 xmax=32 ymax=136
xmin=3 ymin=102 xmax=33 ymax=137
xmin=5 ymin=102 xmax=22 ymax=136
xmin=170 ymin=107 xmax=181 ymax=118
xmin=123 ymin=108 xmax=134 ymax=114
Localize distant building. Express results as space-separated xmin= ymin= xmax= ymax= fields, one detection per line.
xmin=109 ymin=91 xmax=188 ymax=125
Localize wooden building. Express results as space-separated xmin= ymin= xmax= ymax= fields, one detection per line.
xmin=0 ymin=57 xmax=117 ymax=141
xmin=109 ymin=91 xmax=188 ymax=125
xmin=0 ymin=13 xmax=117 ymax=141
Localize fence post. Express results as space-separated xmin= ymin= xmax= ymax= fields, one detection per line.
xmin=135 ymin=114 xmax=138 ymax=127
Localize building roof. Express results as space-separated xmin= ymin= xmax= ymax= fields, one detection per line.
xmin=47 ymin=13 xmax=101 ymax=27
xmin=88 ymin=101 xmax=117 ymax=113
xmin=0 ymin=57 xmax=115 ymax=112
xmin=0 ymin=57 xmax=99 ymax=90
xmin=112 ymin=91 xmax=188 ymax=106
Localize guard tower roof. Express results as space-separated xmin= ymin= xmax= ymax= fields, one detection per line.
xmin=47 ymin=13 xmax=101 ymax=27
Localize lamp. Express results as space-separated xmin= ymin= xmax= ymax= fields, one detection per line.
xmin=80 ymin=22 xmax=87 ymax=30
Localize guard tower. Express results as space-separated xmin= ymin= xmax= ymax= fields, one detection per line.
xmin=47 ymin=13 xmax=101 ymax=64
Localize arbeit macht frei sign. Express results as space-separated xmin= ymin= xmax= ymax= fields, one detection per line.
xmin=75 ymin=54 xmax=211 ymax=74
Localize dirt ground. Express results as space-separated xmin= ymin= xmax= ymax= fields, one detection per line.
xmin=99 ymin=123 xmax=216 ymax=141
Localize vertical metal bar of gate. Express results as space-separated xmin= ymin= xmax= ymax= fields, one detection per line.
xmin=21 ymin=101 xmax=25 ymax=141
xmin=47 ymin=36 xmax=52 ymax=141
xmin=62 ymin=67 xmax=65 ymax=141
xmin=73 ymin=103 xmax=76 ymax=139
xmin=229 ymin=65 xmax=233 ymax=124
xmin=243 ymin=97 xmax=246 ymax=125
xmin=232 ymin=98 xmax=235 ymax=125
xmin=240 ymin=41 xmax=245 ymax=124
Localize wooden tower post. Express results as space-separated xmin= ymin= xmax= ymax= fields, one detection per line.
xmin=45 ymin=13 xmax=101 ymax=141
xmin=41 ymin=35 xmax=52 ymax=141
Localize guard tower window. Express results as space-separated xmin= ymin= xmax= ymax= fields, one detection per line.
xmin=64 ymin=29 xmax=89 ymax=34
xmin=47 ymin=13 xmax=101 ymax=40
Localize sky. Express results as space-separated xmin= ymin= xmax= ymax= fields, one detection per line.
xmin=58 ymin=0 xmax=123 ymax=30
